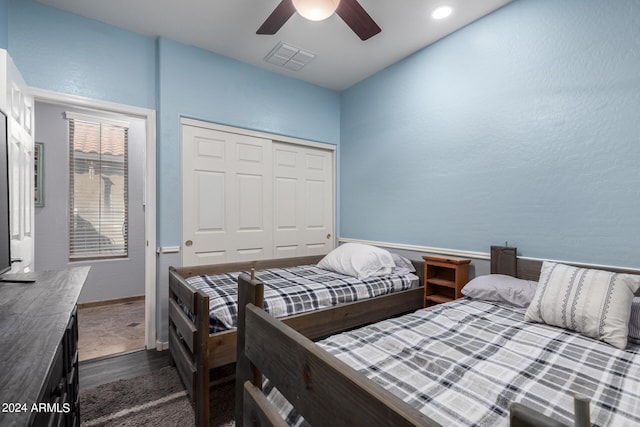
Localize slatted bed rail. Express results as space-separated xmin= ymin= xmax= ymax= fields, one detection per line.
xmin=236 ymin=273 xmax=440 ymax=427
xmin=168 ymin=259 xmax=325 ymax=401
xmin=174 ymin=255 xmax=326 ymax=279
xmin=168 ymin=266 xmax=211 ymax=426
xmin=168 ymin=267 xmax=198 ymax=396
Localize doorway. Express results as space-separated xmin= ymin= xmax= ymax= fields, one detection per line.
xmin=33 ymin=97 xmax=155 ymax=359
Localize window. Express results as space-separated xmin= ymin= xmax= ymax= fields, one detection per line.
xmin=67 ymin=113 xmax=128 ymax=260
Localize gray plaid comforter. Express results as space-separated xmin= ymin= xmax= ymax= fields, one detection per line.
xmin=265 ymin=298 xmax=640 ymax=426
xmin=185 ymin=265 xmax=419 ymax=332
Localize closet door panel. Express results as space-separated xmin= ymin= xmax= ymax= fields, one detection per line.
xmin=182 ymin=125 xmax=272 ymax=265
xmin=273 ymin=142 xmax=334 ymax=258
xmin=196 ymin=171 xmax=224 ymax=231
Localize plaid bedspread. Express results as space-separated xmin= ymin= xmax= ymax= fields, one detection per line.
xmin=265 ymin=298 xmax=640 ymax=426
xmin=185 ymin=265 xmax=419 ymax=333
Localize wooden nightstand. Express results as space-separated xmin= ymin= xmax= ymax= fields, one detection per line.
xmin=422 ymin=255 xmax=471 ymax=307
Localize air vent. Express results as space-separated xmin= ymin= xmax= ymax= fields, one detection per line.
xmin=265 ymin=42 xmax=316 ymax=71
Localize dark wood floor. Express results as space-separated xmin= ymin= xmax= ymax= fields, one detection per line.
xmin=79 ymin=348 xmax=171 ymax=390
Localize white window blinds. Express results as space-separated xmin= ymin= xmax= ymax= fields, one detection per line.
xmin=68 ymin=114 xmax=128 ymax=260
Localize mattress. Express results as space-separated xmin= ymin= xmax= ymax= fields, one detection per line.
xmin=185 ymin=264 xmax=420 ymax=333
xmin=265 ymin=298 xmax=640 ymax=426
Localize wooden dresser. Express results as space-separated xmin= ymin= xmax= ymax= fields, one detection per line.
xmin=0 ymin=267 xmax=89 ymax=427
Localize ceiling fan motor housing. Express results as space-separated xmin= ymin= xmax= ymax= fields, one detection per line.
xmin=292 ymin=0 xmax=341 ymax=21
xmin=258 ymin=0 xmax=381 ymax=41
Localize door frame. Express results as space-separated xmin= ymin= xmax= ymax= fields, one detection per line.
xmin=181 ymin=118 xmax=336 ymax=152
xmin=31 ymin=87 xmax=158 ymax=350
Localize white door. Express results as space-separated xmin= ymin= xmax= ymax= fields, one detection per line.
xmin=182 ymin=125 xmax=273 ymax=265
xmin=5 ymin=54 xmax=34 ymax=273
xmin=273 ymin=142 xmax=334 ymax=258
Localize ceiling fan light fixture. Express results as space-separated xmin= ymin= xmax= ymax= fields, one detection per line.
xmin=292 ymin=0 xmax=340 ymax=21
xmin=431 ymin=5 xmax=453 ymax=20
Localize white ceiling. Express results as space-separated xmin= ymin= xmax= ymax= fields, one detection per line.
xmin=36 ymin=0 xmax=512 ymax=91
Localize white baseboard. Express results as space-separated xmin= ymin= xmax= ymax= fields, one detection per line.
xmin=155 ymin=341 xmax=169 ymax=351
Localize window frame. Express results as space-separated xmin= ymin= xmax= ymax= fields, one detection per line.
xmin=66 ymin=112 xmax=129 ymax=261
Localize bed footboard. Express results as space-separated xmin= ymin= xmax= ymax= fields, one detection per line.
xmin=236 ymin=273 xmax=439 ymax=427
xmin=168 ymin=267 xmax=210 ymax=427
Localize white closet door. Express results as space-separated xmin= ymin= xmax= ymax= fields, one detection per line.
xmin=273 ymin=142 xmax=334 ymax=258
xmin=181 ymin=125 xmax=273 ymax=265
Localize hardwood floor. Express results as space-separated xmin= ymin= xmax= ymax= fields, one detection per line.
xmin=79 ymin=349 xmax=171 ymax=390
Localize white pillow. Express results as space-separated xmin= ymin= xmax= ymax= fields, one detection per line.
xmin=524 ymin=261 xmax=640 ymax=349
xmin=391 ymin=253 xmax=416 ymax=273
xmin=461 ymin=274 xmax=537 ymax=308
xmin=317 ymin=243 xmax=395 ymax=280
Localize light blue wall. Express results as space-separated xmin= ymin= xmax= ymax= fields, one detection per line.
xmin=340 ymin=0 xmax=640 ymax=268
xmin=8 ymin=0 xmax=156 ymax=109
xmin=8 ymin=0 xmax=639 ymax=268
xmin=6 ymin=1 xmax=340 ymax=248
xmin=156 ymin=37 xmax=340 ymax=246
xmin=0 ymin=0 xmax=7 ymax=50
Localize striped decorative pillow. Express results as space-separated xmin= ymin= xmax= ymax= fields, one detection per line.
xmin=525 ymin=261 xmax=640 ymax=349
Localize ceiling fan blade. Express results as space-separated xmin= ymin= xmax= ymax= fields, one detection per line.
xmin=335 ymin=0 xmax=381 ymax=41
xmin=257 ymin=0 xmax=296 ymax=35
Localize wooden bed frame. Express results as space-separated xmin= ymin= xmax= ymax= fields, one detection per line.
xmin=235 ymin=273 xmax=439 ymax=427
xmin=168 ymin=254 xmax=425 ymax=427
xmin=235 ymin=246 xmax=639 ymax=426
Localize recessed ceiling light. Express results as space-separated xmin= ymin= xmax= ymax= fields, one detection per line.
xmin=431 ymin=5 xmax=453 ymax=20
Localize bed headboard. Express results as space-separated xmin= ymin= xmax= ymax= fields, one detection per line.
xmin=491 ymin=246 xmax=542 ymax=282
xmin=490 ymin=245 xmax=639 ymax=281
xmin=490 ymin=246 xmax=517 ymax=277
xmin=410 ymin=259 xmax=425 ymax=285
xmin=490 ymin=245 xmax=543 ymax=281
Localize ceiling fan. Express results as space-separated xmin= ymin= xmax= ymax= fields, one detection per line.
xmin=257 ymin=0 xmax=382 ymax=41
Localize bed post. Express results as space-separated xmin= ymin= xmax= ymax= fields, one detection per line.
xmin=167 ymin=266 xmax=177 ymax=368
xmin=510 ymin=402 xmax=567 ymax=427
xmin=490 ymin=245 xmax=517 ymax=276
xmin=195 ymin=292 xmax=210 ymax=427
xmin=236 ymin=273 xmax=264 ymax=427
xmin=510 ymin=395 xmax=589 ymax=427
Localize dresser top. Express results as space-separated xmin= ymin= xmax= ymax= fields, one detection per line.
xmin=0 ymin=267 xmax=89 ymax=426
